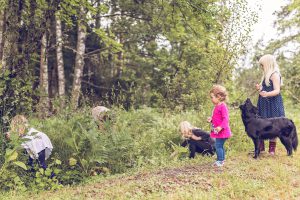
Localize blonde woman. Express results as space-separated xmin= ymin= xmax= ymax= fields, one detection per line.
xmin=255 ymin=54 xmax=285 ymax=155
xmin=179 ymin=121 xmax=215 ymax=158
xmin=7 ymin=115 xmax=53 ymax=171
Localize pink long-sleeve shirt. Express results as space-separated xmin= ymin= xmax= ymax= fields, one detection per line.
xmin=210 ymin=102 xmax=232 ymax=139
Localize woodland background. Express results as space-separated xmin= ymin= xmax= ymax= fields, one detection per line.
xmin=0 ymin=0 xmax=300 ymax=197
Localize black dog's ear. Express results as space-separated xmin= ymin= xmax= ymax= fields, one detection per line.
xmin=246 ymin=98 xmax=252 ymax=104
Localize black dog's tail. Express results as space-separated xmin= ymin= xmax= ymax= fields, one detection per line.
xmin=291 ymin=120 xmax=298 ymax=151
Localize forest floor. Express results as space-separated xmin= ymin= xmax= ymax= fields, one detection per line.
xmin=3 ymin=144 xmax=300 ymax=200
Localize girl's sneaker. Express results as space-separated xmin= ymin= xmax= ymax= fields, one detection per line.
xmin=212 ymin=161 xmax=224 ymax=167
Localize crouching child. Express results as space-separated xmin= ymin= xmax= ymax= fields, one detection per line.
xmin=179 ymin=121 xmax=215 ymax=158
xmin=6 ymin=115 xmax=53 ymax=172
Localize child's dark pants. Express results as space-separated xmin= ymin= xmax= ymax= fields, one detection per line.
xmin=28 ymin=149 xmax=47 ymax=170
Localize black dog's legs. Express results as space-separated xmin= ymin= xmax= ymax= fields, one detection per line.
xmin=279 ymin=136 xmax=293 ymax=156
xmin=253 ymin=138 xmax=261 ymax=159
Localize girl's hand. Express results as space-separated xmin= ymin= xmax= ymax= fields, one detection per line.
xmin=215 ymin=126 xmax=222 ymax=133
xmin=207 ymin=117 xmax=212 ymax=123
xmin=259 ymin=91 xmax=268 ymax=97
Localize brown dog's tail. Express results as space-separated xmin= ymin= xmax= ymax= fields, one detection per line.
xmin=291 ymin=120 xmax=298 ymax=151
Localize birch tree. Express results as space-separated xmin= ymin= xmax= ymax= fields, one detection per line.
xmin=38 ymin=33 xmax=50 ymax=116
xmin=55 ymin=12 xmax=65 ymax=105
xmin=71 ymin=7 xmax=87 ymax=109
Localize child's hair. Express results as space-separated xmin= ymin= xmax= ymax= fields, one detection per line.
xmin=179 ymin=121 xmax=193 ymax=139
xmin=91 ymin=106 xmax=110 ymax=122
xmin=259 ymin=54 xmax=282 ymax=87
xmin=209 ymin=84 xmax=228 ymax=102
xmin=10 ymin=115 xmax=28 ymax=135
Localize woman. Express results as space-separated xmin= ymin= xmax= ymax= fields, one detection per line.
xmin=255 ymin=54 xmax=285 ymax=155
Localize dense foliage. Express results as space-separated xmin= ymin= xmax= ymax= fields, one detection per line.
xmin=0 ymin=104 xmax=252 ymax=191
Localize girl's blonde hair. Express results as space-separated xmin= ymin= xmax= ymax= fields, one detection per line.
xmin=209 ymin=84 xmax=228 ymax=102
xmin=10 ymin=115 xmax=28 ymax=135
xmin=259 ymin=54 xmax=282 ymax=87
xmin=179 ymin=121 xmax=193 ymax=139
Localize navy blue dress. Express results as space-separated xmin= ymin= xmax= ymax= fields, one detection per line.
xmin=257 ymin=77 xmax=285 ymax=118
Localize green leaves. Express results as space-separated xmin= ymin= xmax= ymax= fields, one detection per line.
xmin=93 ymin=28 xmax=123 ymax=53
xmin=13 ymin=161 xmax=27 ymax=170
xmin=5 ymin=149 xmax=18 ymax=162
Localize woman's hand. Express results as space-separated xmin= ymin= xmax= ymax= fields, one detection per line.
xmin=256 ymin=84 xmax=262 ymax=91
xmin=259 ymin=91 xmax=269 ymax=97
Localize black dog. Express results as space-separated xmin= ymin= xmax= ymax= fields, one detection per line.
xmin=239 ymin=98 xmax=298 ymax=158
xmin=181 ymin=129 xmax=215 ymax=158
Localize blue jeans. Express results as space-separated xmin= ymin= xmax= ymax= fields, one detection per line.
xmin=215 ymin=138 xmax=227 ymax=162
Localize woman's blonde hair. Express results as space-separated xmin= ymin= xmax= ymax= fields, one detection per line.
xmin=179 ymin=121 xmax=193 ymax=139
xmin=259 ymin=54 xmax=282 ymax=87
xmin=10 ymin=115 xmax=28 ymax=135
xmin=209 ymin=84 xmax=228 ymax=102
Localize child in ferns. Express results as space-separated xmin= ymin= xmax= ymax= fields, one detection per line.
xmin=6 ymin=115 xmax=53 ymax=171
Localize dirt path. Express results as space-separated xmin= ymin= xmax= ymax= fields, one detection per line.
xmin=38 ymin=162 xmax=220 ymax=199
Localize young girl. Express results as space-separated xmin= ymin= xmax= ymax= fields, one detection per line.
xmin=179 ymin=121 xmax=215 ymax=158
xmin=7 ymin=115 xmax=53 ymax=170
xmin=207 ymin=85 xmax=231 ymax=167
xmin=255 ymin=54 xmax=285 ymax=155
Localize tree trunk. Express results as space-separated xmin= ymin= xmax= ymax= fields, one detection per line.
xmin=71 ymin=7 xmax=87 ymax=109
xmin=1 ymin=0 xmax=19 ymax=72
xmin=117 ymin=33 xmax=123 ymax=78
xmin=0 ymin=10 xmax=5 ymax=62
xmin=38 ymin=33 xmax=50 ymax=116
xmin=95 ymin=0 xmax=102 ymax=29
xmin=55 ymin=14 xmax=65 ymax=106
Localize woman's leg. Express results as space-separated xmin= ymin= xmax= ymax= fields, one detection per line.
xmin=269 ymin=138 xmax=276 ymax=155
xmin=260 ymin=140 xmax=265 ymax=151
